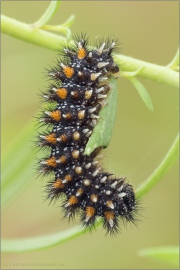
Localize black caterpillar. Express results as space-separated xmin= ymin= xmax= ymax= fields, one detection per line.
xmin=37 ymin=34 xmax=137 ymax=235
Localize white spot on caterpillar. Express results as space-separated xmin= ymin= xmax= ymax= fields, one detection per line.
xmin=85 ymin=163 xmax=91 ymax=169
xmin=98 ymin=42 xmax=105 ymax=55
xmin=88 ymin=107 xmax=96 ymax=113
xmin=95 ymin=87 xmax=104 ymax=93
xmin=97 ymin=94 xmax=107 ymax=99
xmin=61 ymin=63 xmax=66 ymax=68
xmin=109 ymin=218 xmax=114 ymax=228
xmin=100 ymin=176 xmax=107 ymax=183
xmin=40 ymin=135 xmax=46 ymax=139
xmin=90 ymin=114 xmax=99 ymax=119
xmin=118 ymin=192 xmax=126 ymax=198
xmin=85 ymin=216 xmax=91 ymax=222
xmin=111 ymin=181 xmax=118 ymax=189
xmin=91 ymin=73 xmax=101 ymax=81
xmin=92 ymin=167 xmax=101 ymax=177
xmin=97 ymin=62 xmax=108 ymax=68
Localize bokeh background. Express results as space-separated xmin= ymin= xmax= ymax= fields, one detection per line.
xmin=1 ymin=1 xmax=179 ymax=269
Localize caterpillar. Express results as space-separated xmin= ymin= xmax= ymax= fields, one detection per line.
xmin=37 ymin=33 xmax=138 ymax=235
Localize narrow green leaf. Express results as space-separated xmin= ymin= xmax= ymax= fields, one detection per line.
xmin=84 ymin=78 xmax=118 ymax=155
xmin=128 ymin=76 xmax=154 ymax=111
xmin=139 ymin=246 xmax=179 ymax=267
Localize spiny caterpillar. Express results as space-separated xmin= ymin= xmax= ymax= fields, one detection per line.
xmin=37 ymin=34 xmax=138 ymax=235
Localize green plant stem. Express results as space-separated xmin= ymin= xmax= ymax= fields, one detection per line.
xmin=41 ymin=14 xmax=75 ymax=40
xmin=1 ymin=219 xmax=101 ymax=253
xmin=1 ymin=15 xmax=66 ymax=50
xmin=42 ymin=14 xmax=75 ymax=30
xmin=136 ymin=133 xmax=179 ymax=199
xmin=116 ymin=54 xmax=179 ymax=88
xmin=31 ymin=1 xmax=61 ymax=29
xmin=1 ymin=14 xmax=179 ymax=88
xmin=1 ymin=122 xmax=35 ymax=208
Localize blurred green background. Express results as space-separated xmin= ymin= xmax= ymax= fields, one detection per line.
xmin=1 ymin=1 xmax=179 ymax=269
